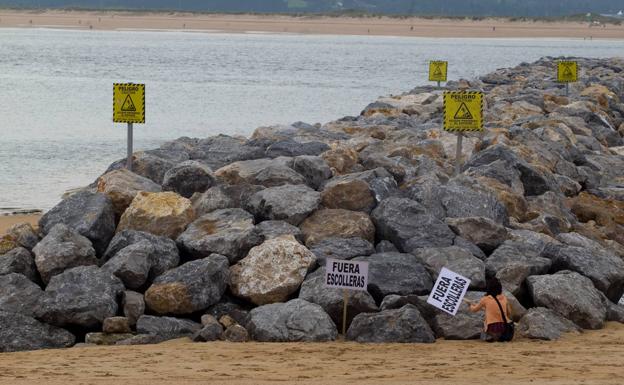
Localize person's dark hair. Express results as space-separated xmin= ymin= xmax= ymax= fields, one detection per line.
xmin=485 ymin=277 xmax=502 ymax=297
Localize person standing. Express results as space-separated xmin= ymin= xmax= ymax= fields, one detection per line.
xmin=464 ymin=277 xmax=513 ymax=342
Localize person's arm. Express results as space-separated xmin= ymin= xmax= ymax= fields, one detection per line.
xmin=467 ymin=297 xmax=485 ymax=313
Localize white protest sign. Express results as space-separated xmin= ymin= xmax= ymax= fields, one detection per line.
xmin=426 ymin=267 xmax=471 ymax=316
xmin=325 ymin=258 xmax=369 ymax=291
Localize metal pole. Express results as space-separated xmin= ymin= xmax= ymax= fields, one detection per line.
xmin=455 ymin=133 xmax=463 ymax=176
xmin=126 ymin=122 xmax=133 ymax=171
xmin=437 ymin=81 xmax=440 ymax=88
xmin=342 ymin=289 xmax=349 ymax=336
xmin=566 ymin=83 xmax=569 ymax=97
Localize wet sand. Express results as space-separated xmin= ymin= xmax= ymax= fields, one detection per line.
xmin=0 ymin=10 xmax=623 ymax=39
xmin=0 ymin=322 xmax=623 ymax=385
xmin=0 ymin=214 xmax=40 ymax=233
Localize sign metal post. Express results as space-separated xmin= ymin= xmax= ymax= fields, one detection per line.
xmin=113 ymin=83 xmax=145 ymax=172
xmin=443 ymin=91 xmax=484 ymax=175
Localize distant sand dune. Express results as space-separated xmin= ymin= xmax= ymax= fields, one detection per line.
xmin=0 ymin=10 xmax=623 ymax=39
xmin=0 ymin=322 xmax=623 ymax=384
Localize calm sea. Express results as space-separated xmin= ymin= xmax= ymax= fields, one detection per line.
xmin=1 ymin=28 xmax=623 ymax=212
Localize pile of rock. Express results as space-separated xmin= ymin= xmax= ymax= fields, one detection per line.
xmin=2 ymin=57 xmax=624 ymax=351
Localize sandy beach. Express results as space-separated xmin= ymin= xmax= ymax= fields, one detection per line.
xmin=0 ymin=214 xmax=40 ymax=233
xmin=0 ymin=322 xmax=622 ymax=385
xmin=0 ymin=10 xmax=623 ymax=38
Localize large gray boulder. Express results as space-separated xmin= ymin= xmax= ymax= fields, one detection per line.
xmin=371 ymin=197 xmax=455 ymax=252
xmin=35 ymin=266 xmax=124 ymax=329
xmin=309 ymin=237 xmax=375 ymax=267
xmin=292 ymin=155 xmax=333 ymax=189
xmin=486 ymin=241 xmax=552 ymax=296
xmin=230 ymin=236 xmax=316 ymax=305
xmin=122 ymin=290 xmax=145 ymax=327
xmin=246 ymin=299 xmax=337 ymax=342
xmin=255 ymin=220 xmax=303 ymax=242
xmin=245 ymin=184 xmax=321 ymax=226
xmin=38 ymin=191 xmax=116 ymax=255
xmin=191 ymin=184 xmax=265 ymax=217
xmin=104 ymin=151 xmax=175 ymax=184
xmin=33 ymin=224 xmax=98 ymax=284
xmin=413 ymin=247 xmax=486 ymax=289
xmin=0 ymin=273 xmax=43 ymax=316
xmin=136 ymin=315 xmax=201 ymax=339
xmin=265 ymin=140 xmax=330 ymax=158
xmin=215 ymin=158 xmax=307 ymax=187
xmin=0 ymin=311 xmax=75 ymax=352
xmin=441 ymin=179 xmax=509 ymax=225
xmin=299 ymin=269 xmax=378 ymax=329
xmin=102 ymin=230 xmax=180 ymax=280
xmin=162 ymin=160 xmax=216 ymax=198
xmin=354 ymin=252 xmax=433 ymax=302
xmin=446 ymin=217 xmax=509 ymax=253
xmin=177 ymin=208 xmax=262 ymax=264
xmin=526 ymin=271 xmax=607 ymax=329
xmin=101 ymin=241 xmax=153 ymax=290
xmin=420 ymin=291 xmax=486 ymax=340
xmin=145 ymin=254 xmax=229 ymax=315
xmin=0 ymin=247 xmax=37 ymax=282
xmin=167 ymin=135 xmax=264 ymax=170
xmin=346 ymin=305 xmax=435 ymax=343
xmin=517 ymin=307 xmax=581 ymax=340
xmin=544 ymin=245 xmax=624 ymax=302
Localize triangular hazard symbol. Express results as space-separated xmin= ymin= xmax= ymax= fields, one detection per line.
xmin=433 ymin=65 xmax=443 ymax=77
xmin=453 ymin=102 xmax=473 ymax=120
xmin=121 ymin=95 xmax=136 ymax=112
xmin=563 ymin=66 xmax=573 ymax=78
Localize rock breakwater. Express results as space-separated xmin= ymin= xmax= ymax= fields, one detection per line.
xmin=1 ymin=57 xmax=624 ymax=351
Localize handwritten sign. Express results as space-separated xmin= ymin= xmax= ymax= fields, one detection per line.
xmin=426 ymin=267 xmax=471 ymax=316
xmin=325 ymin=258 xmax=369 ymax=291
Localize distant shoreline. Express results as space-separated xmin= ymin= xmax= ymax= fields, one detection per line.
xmin=0 ymin=9 xmax=623 ymax=39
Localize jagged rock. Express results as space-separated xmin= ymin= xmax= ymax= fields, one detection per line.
xmin=215 ymin=158 xmax=306 ymax=187
xmin=255 ymin=220 xmax=303 ymax=242
xmin=39 ymin=191 xmax=115 ymax=255
xmin=292 ymin=155 xmax=333 ymax=189
xmin=192 ymin=316 xmax=224 ymax=342
xmin=321 ymin=147 xmax=359 ymax=174
xmin=223 ymin=324 xmax=249 ymax=342
xmin=300 ymin=209 xmax=375 ymax=247
xmin=321 ymin=178 xmax=375 ymax=213
xmin=103 ymin=317 xmax=132 ymax=334
xmin=0 ymin=273 xmax=43 ymax=316
xmin=446 ymin=217 xmax=508 ymax=253
xmin=0 ymin=311 xmax=75 ymax=352
xmin=205 ymin=301 xmax=250 ymax=327
xmin=230 ymin=236 xmax=315 ymax=305
xmin=166 ymin=135 xmax=265 ymax=170
xmin=453 ymin=237 xmax=487 ymax=260
xmin=102 ymin=230 xmax=179 ymax=280
xmin=122 ymin=290 xmax=145 ymax=327
xmin=413 ymin=247 xmax=486 ymax=289
xmin=33 ymin=224 xmax=98 ymax=284
xmin=104 ymin=151 xmax=175 ymax=184
xmin=177 ymin=208 xmax=262 ymax=264
xmin=35 ymin=266 xmax=124 ymax=329
xmin=527 ymin=271 xmax=607 ymax=329
xmin=543 ymin=245 xmax=624 ymax=302
xmin=246 ymin=299 xmax=337 ymax=342
xmin=375 ymin=240 xmax=398 ymax=253
xmin=96 ymin=169 xmax=162 ymax=216
xmin=114 ymin=334 xmax=166 ymax=346
xmin=0 ymin=247 xmax=37 ymax=282
xmin=101 ymin=241 xmax=152 ymax=290
xmin=354 ymin=252 xmax=433 ymax=302
xmin=85 ymin=332 xmax=135 ymax=345
xmin=117 ymin=191 xmax=195 ymax=239
xmin=191 ymin=184 xmax=265 ymax=217
xmin=441 ymin=178 xmax=509 ymax=225
xmin=5 ymin=223 xmax=39 ymax=250
xmin=145 ymin=254 xmax=229 ymax=315
xmin=517 ymin=307 xmax=581 ymax=340
xmin=162 ymin=160 xmax=216 ymax=198
xmin=346 ymin=305 xmax=435 ymax=343
xmin=420 ymin=291 xmax=487 ymax=340
xmin=245 ymin=184 xmax=321 ymax=226
xmin=136 ymin=315 xmax=201 ymax=339
xmin=486 ymin=241 xmax=551 ymax=296
xmin=371 ymin=197 xmax=455 ymax=252
xmin=266 ymin=140 xmax=329 ymax=158
xmin=299 ymin=269 xmax=378 ymax=329
xmin=309 ymin=237 xmax=375 ymax=266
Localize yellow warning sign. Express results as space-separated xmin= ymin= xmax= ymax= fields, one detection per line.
xmin=557 ymin=61 xmax=578 ymax=83
xmin=443 ymin=91 xmax=484 ymax=132
xmin=429 ymin=61 xmax=448 ymax=82
xmin=113 ymin=83 xmax=145 ymax=123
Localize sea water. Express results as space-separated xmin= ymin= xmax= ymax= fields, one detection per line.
xmin=1 ymin=28 xmax=623 ymax=212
